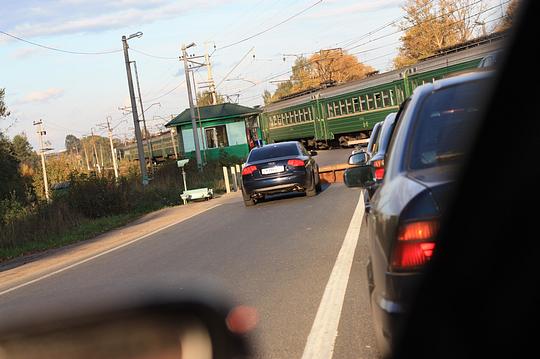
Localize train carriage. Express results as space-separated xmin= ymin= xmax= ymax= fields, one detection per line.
xmin=260 ymin=33 xmax=505 ymax=149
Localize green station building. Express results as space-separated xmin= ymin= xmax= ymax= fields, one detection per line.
xmin=165 ymin=103 xmax=263 ymax=161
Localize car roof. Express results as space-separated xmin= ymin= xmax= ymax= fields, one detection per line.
xmin=413 ymin=71 xmax=495 ymax=97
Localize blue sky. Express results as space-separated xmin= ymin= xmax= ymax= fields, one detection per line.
xmin=0 ymin=0 xmax=505 ymax=150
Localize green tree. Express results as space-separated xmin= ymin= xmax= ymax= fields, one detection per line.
xmin=196 ymin=90 xmax=225 ymax=106
xmin=0 ymin=133 xmax=31 ymax=204
xmin=65 ymin=134 xmax=82 ymax=153
xmin=12 ymin=133 xmax=36 ymax=165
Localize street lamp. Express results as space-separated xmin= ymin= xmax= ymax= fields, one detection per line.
xmin=122 ymin=31 xmax=148 ymax=185
xmin=127 ymin=32 xmax=143 ymax=40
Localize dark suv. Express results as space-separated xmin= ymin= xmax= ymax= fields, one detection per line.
xmin=345 ymin=71 xmax=493 ymax=357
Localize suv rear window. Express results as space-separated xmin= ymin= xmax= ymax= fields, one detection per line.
xmin=409 ymin=80 xmax=486 ymax=170
xmin=248 ymin=143 xmax=299 ymax=161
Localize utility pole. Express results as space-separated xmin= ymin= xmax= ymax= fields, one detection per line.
xmin=99 ymin=143 xmax=104 ymax=168
xmin=90 ymin=128 xmax=101 ymax=174
xmin=83 ymin=143 xmax=91 ymax=171
xmin=103 ymin=116 xmax=120 ymax=179
xmin=181 ymin=43 xmax=203 ymax=168
xmin=131 ymin=60 xmax=154 ymax=175
xmin=33 ymin=120 xmax=50 ymax=201
xmin=204 ymin=42 xmax=217 ymax=105
xmin=192 ymin=70 xmax=207 ymax=164
xmin=122 ymin=33 xmax=149 ymax=185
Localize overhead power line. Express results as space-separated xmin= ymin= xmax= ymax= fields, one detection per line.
xmin=216 ymin=0 xmax=324 ymax=51
xmin=216 ymin=47 xmax=255 ymax=89
xmin=130 ymin=48 xmax=178 ymax=60
xmin=0 ymin=30 xmax=122 ymax=55
xmin=230 ymin=0 xmax=505 ymax=95
xmin=346 ymin=0 xmax=488 ymax=51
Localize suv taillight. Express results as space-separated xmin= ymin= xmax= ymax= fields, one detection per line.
xmin=373 ymin=159 xmax=385 ymax=180
xmin=390 ymin=220 xmax=439 ymax=271
xmin=242 ymin=165 xmax=257 ymax=176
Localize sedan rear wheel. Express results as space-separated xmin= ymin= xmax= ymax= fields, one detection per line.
xmin=306 ymin=173 xmax=317 ymax=197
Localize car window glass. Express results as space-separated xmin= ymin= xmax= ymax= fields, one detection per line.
xmin=248 ymin=143 xmax=300 ymax=161
xmin=408 ymin=80 xmax=487 ymax=171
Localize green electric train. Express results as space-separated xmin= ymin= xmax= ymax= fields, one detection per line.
xmin=260 ymin=33 xmax=505 ymax=148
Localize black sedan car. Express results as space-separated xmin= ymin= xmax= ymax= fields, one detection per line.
xmin=241 ymin=141 xmax=321 ymax=206
xmin=345 ymin=71 xmax=493 ymax=357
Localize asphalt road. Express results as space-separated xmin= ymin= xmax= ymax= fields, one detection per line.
xmin=0 ymin=183 xmax=377 ymax=358
xmin=314 ymin=148 xmax=353 ymax=167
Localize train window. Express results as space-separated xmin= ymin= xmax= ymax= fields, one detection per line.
xmin=374 ymin=93 xmax=382 ymax=108
xmin=389 ymin=89 xmax=396 ymax=106
xmin=294 ymin=110 xmax=299 ymax=123
xmin=327 ymin=104 xmax=334 ymax=118
xmin=359 ymin=96 xmax=366 ymax=112
xmin=285 ymin=112 xmax=290 ymax=124
xmin=366 ymin=94 xmax=373 ymax=110
xmin=345 ymin=99 xmax=352 ymax=114
xmin=307 ymin=108 xmax=313 ymax=121
xmin=304 ymin=108 xmax=310 ymax=121
xmin=352 ymin=97 xmax=360 ymax=112
xmin=333 ymin=102 xmax=339 ymax=116
xmin=381 ymin=91 xmax=389 ymax=107
xmin=339 ymin=100 xmax=346 ymax=115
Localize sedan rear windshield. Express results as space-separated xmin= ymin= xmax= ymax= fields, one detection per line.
xmin=248 ymin=143 xmax=299 ymax=162
xmin=409 ymin=80 xmax=487 ymax=171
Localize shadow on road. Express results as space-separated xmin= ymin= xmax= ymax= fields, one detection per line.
xmin=256 ymin=182 xmax=332 ymax=205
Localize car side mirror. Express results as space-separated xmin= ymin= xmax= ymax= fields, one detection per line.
xmin=310 ymin=150 xmax=318 ymax=156
xmin=348 ymin=152 xmax=367 ymax=166
xmin=344 ymin=165 xmax=374 ymax=188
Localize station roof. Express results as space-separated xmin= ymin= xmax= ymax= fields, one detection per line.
xmin=165 ymin=103 xmax=261 ymax=127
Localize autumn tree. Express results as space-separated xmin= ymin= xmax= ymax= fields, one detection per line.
xmin=496 ymin=0 xmax=519 ymax=31
xmin=266 ymin=49 xmax=374 ymax=102
xmin=393 ymin=0 xmax=486 ymax=69
xmin=196 ymin=90 xmax=225 ymax=106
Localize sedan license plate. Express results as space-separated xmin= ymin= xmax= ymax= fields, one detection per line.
xmin=261 ymin=165 xmax=285 ymax=175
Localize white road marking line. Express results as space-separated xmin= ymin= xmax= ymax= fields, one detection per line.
xmin=0 ymin=204 xmax=223 ymax=297
xmin=301 ymin=192 xmax=365 ymax=359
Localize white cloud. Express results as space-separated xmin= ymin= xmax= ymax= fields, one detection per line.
xmin=308 ymin=0 xmax=403 ymax=19
xmin=16 ymin=88 xmax=65 ymax=105
xmin=4 ymin=0 xmax=232 ymax=40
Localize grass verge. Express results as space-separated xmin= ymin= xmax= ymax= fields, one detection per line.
xmin=0 ymin=211 xmax=144 ymax=263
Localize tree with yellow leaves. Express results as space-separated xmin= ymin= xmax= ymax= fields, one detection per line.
xmin=266 ymin=49 xmax=374 ymax=102
xmin=393 ymin=0 xmax=486 ymax=69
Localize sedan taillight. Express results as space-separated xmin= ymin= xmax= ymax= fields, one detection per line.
xmin=242 ymin=165 xmax=257 ymax=176
xmin=287 ymin=159 xmax=305 ymax=167
xmin=390 ymin=220 xmax=439 ymax=271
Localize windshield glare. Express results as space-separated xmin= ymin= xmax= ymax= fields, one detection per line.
xmin=409 ymin=81 xmax=487 ymax=171
xmin=248 ymin=143 xmax=299 ymax=162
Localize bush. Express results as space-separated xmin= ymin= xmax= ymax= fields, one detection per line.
xmin=0 ymin=157 xmax=232 ymax=259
